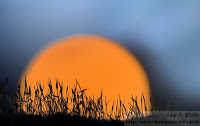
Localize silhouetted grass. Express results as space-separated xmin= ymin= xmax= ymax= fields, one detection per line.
xmin=0 ymin=77 xmax=173 ymax=126
xmin=13 ymin=78 xmax=150 ymax=120
xmin=0 ymin=77 xmax=15 ymax=116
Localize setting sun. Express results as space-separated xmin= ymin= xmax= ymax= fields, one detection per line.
xmin=20 ymin=36 xmax=151 ymax=115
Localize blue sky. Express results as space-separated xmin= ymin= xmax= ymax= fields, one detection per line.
xmin=1 ymin=0 xmax=200 ymax=110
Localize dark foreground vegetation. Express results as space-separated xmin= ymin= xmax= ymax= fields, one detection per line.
xmin=0 ymin=77 xmax=173 ymax=126
xmin=0 ymin=113 xmax=123 ymax=126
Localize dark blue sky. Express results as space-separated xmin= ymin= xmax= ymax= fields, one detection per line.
xmin=1 ymin=0 xmax=200 ymax=110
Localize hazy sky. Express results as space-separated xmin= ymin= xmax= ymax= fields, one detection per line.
xmin=1 ymin=0 xmax=200 ymax=110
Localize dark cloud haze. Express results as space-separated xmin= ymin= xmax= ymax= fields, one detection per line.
xmin=1 ymin=0 xmax=200 ymax=110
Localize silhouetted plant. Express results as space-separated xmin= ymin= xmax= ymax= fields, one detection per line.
xmin=14 ymin=77 xmax=151 ymax=120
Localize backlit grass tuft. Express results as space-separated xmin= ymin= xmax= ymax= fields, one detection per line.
xmin=13 ymin=78 xmax=150 ymax=120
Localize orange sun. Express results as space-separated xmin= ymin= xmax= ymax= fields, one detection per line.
xmin=20 ymin=35 xmax=151 ymax=115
